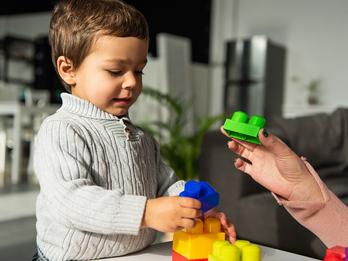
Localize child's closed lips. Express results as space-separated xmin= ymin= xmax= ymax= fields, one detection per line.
xmin=112 ymin=96 xmax=132 ymax=106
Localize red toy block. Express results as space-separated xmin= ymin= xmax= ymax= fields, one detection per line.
xmin=172 ymin=250 xmax=207 ymax=261
xmin=323 ymin=246 xmax=346 ymax=261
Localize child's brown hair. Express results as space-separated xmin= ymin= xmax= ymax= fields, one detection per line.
xmin=49 ymin=0 xmax=149 ymax=91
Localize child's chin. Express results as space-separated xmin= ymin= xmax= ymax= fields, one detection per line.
xmin=108 ymin=108 xmax=128 ymax=117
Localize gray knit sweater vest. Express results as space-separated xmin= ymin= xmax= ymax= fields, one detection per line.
xmin=34 ymin=93 xmax=184 ymax=260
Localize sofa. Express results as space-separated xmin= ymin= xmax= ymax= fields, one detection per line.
xmin=198 ymin=108 xmax=348 ymax=259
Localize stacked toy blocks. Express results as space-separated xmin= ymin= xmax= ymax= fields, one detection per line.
xmin=223 ymin=111 xmax=266 ymax=145
xmin=322 ymin=246 xmax=348 ymax=261
xmin=179 ymin=180 xmax=219 ymax=213
xmin=208 ymin=240 xmax=261 ymax=261
xmin=172 ymin=218 xmax=225 ymax=261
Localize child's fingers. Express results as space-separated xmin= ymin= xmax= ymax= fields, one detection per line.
xmin=218 ymin=213 xmax=234 ymax=233
xmin=179 ymin=197 xmax=201 ymax=209
xmin=210 ymin=210 xmax=226 ymax=221
xmin=227 ymin=230 xmax=237 ymax=243
xmin=181 ymin=207 xmax=202 ymax=219
xmin=214 ymin=212 xmax=237 ymax=243
xmin=179 ymin=218 xmax=196 ymax=230
xmin=224 ymin=222 xmax=237 ymax=243
xmin=203 ymin=209 xmax=237 ymax=243
xmin=207 ymin=211 xmax=230 ymax=230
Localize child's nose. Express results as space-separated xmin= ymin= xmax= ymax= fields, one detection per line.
xmin=121 ymin=72 xmax=138 ymax=89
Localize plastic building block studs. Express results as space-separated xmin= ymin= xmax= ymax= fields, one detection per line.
xmin=208 ymin=240 xmax=240 ymax=261
xmin=172 ymin=218 xmax=225 ymax=261
xmin=179 ymin=180 xmax=219 ymax=213
xmin=208 ymin=240 xmax=261 ymax=261
xmin=323 ymin=246 xmax=347 ymax=261
xmin=223 ymin=111 xmax=266 ymax=145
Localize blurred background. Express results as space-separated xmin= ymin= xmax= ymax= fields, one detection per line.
xmin=0 ymin=0 xmax=347 ymax=260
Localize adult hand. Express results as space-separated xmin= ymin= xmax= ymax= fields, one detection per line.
xmin=221 ymin=127 xmax=323 ymax=202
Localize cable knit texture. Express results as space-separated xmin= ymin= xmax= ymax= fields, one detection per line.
xmin=34 ymin=93 xmax=185 ymax=260
xmin=273 ymin=159 xmax=348 ymax=247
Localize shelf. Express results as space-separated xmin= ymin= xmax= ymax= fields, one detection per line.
xmin=0 ymin=35 xmax=35 ymax=85
xmin=4 ymin=56 xmax=33 ymax=64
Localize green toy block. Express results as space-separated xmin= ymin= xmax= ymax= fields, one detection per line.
xmin=223 ymin=111 xmax=266 ymax=145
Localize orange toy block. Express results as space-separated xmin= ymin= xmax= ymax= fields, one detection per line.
xmin=173 ymin=218 xmax=225 ymax=260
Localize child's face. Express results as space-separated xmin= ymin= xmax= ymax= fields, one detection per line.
xmin=70 ymin=35 xmax=148 ymax=116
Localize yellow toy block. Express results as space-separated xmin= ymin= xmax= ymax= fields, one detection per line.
xmin=234 ymin=240 xmax=250 ymax=249
xmin=242 ymin=244 xmax=261 ymax=261
xmin=208 ymin=240 xmax=261 ymax=261
xmin=173 ymin=218 xmax=225 ymax=260
xmin=208 ymin=240 xmax=240 ymax=261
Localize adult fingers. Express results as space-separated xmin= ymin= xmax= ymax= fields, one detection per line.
xmin=227 ymin=140 xmax=253 ymax=162
xmin=230 ymin=137 xmax=258 ymax=152
xmin=234 ymin=158 xmax=253 ymax=176
xmin=220 ymin=126 xmax=228 ymax=136
xmin=221 ymin=126 xmax=257 ymax=152
xmin=258 ymin=129 xmax=291 ymax=155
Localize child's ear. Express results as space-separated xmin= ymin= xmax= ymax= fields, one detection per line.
xmin=56 ymin=56 xmax=76 ymax=86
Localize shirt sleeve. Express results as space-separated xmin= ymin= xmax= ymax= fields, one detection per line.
xmin=34 ymin=120 xmax=146 ymax=236
xmin=152 ymin=139 xmax=185 ymax=197
xmin=272 ymin=159 xmax=348 ymax=247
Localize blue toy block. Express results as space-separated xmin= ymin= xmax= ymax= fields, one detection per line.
xmin=180 ymin=180 xmax=219 ymax=212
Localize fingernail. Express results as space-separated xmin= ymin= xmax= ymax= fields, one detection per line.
xmin=262 ymin=128 xmax=269 ymax=137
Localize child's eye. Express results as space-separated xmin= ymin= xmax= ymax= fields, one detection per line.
xmin=136 ymin=70 xmax=144 ymax=76
xmin=108 ymin=70 xmax=122 ymax=76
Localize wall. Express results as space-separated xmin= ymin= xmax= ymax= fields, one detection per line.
xmin=210 ymin=0 xmax=348 ymax=117
xmin=209 ymin=0 xmax=238 ymax=118
xmin=0 ymin=12 xmax=50 ymax=38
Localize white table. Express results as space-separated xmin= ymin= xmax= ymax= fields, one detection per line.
xmin=0 ymin=102 xmax=58 ymax=184
xmin=98 ymin=241 xmax=320 ymax=261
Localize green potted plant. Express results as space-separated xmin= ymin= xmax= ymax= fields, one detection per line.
xmin=140 ymin=87 xmax=224 ymax=180
xmin=307 ymin=79 xmax=321 ymax=105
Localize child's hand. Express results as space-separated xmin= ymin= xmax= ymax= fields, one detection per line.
xmin=204 ymin=208 xmax=236 ymax=243
xmin=142 ymin=196 xmax=202 ymax=232
xmin=221 ymin=127 xmax=323 ymax=202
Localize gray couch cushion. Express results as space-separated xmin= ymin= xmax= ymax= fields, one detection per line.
xmin=236 ymin=192 xmax=326 ymax=258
